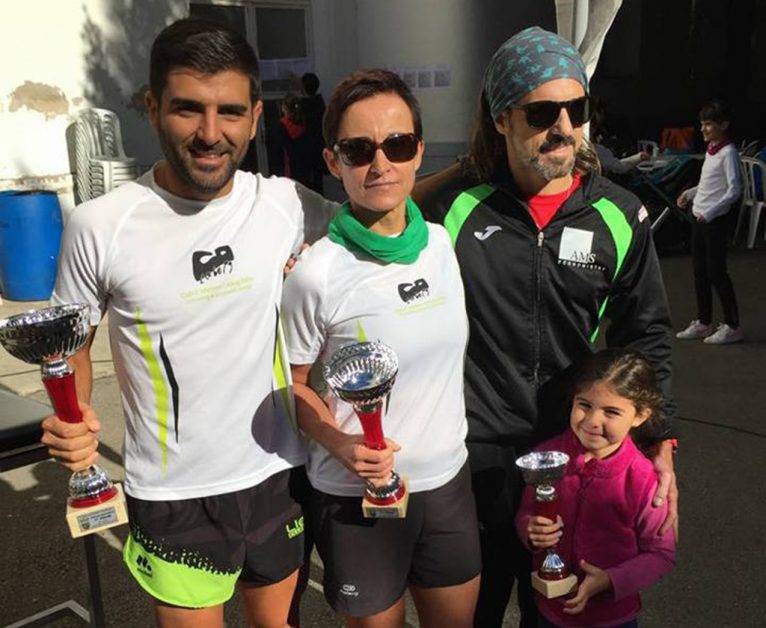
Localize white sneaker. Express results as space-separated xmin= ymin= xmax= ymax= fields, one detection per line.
xmin=676 ymin=320 xmax=713 ymax=340
xmin=703 ymin=324 xmax=744 ymax=345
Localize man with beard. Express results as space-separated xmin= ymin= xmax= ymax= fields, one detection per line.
xmin=40 ymin=19 xmax=336 ymax=627
xmin=421 ymin=27 xmax=678 ymax=628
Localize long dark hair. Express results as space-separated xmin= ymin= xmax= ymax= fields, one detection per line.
xmin=572 ymin=349 xmax=665 ymax=434
xmin=467 ymin=91 xmax=600 ymax=182
xmin=150 ymin=18 xmax=261 ymax=103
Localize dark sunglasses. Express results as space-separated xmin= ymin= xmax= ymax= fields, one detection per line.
xmin=512 ymin=96 xmax=592 ymax=130
xmin=334 ymin=133 xmax=419 ymax=167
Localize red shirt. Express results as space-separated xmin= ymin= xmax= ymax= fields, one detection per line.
xmin=527 ymin=174 xmax=582 ymax=230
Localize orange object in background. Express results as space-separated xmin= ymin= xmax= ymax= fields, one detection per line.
xmin=661 ymin=127 xmax=695 ymax=151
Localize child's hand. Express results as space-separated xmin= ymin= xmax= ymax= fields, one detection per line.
xmin=563 ymin=560 xmax=611 ymax=614
xmin=527 ymin=515 xmax=563 ymax=549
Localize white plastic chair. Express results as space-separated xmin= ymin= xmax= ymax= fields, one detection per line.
xmin=735 ymin=156 xmax=766 ymax=248
xmin=73 ymin=108 xmax=138 ymax=203
xmin=739 ymin=140 xmax=761 ymax=157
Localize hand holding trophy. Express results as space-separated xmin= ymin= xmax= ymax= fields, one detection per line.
xmin=0 ymin=304 xmax=127 ymax=537
xmin=324 ymin=340 xmax=408 ymax=518
xmin=516 ymin=450 xmax=578 ymax=598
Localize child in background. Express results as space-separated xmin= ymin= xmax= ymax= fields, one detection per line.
xmin=276 ymin=93 xmax=312 ymax=188
xmin=299 ymin=72 xmax=328 ymax=194
xmin=676 ymin=99 xmax=743 ymax=344
xmin=515 ymin=349 xmax=676 ymax=628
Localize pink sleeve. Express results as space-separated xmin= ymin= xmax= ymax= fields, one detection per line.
xmin=606 ymin=490 xmax=676 ymax=600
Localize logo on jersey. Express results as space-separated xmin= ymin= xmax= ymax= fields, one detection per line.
xmin=398 ymin=278 xmax=430 ymax=303
xmin=192 ymin=245 xmax=234 ymax=283
xmin=474 ymin=225 xmax=502 ymax=240
xmin=557 ymin=227 xmax=606 ymax=271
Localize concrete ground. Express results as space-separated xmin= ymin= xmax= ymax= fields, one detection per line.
xmin=1 ymin=242 xmax=765 ymax=627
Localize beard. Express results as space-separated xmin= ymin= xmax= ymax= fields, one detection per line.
xmin=528 ymin=132 xmax=577 ymax=182
xmin=157 ymin=125 xmax=245 ymax=197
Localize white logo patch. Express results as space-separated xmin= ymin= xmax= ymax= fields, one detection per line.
xmin=638 ymin=205 xmax=649 ymax=223
xmin=559 ymin=227 xmax=595 ymax=264
xmin=340 ymin=584 xmax=359 ymax=597
xmin=474 ymin=225 xmax=502 ymax=240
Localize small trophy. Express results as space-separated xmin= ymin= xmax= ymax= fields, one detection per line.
xmin=324 ymin=340 xmax=408 ymax=518
xmin=0 ymin=304 xmax=128 ymax=537
xmin=516 ymin=450 xmax=578 ymax=598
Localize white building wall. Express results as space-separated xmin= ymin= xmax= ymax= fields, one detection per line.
xmin=311 ymin=0 xmax=556 ymax=172
xmin=0 ymin=0 xmax=558 ymax=214
xmin=0 ymin=1 xmax=186 ymax=217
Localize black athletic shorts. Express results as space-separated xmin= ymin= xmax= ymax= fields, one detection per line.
xmin=312 ymin=462 xmax=481 ymax=617
xmin=123 ymin=467 xmax=308 ymax=608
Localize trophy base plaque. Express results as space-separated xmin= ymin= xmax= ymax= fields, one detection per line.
xmin=362 ymin=477 xmax=409 ymax=519
xmin=531 ymin=571 xmax=578 ymax=599
xmin=66 ymin=483 xmax=129 ymax=538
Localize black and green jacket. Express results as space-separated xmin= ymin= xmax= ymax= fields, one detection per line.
xmin=424 ymin=171 xmax=674 ymax=446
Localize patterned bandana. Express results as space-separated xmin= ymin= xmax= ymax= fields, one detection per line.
xmin=484 ymin=26 xmax=589 ymax=120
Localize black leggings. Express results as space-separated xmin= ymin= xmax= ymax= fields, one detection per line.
xmin=468 ymin=442 xmax=537 ymax=628
xmin=691 ymin=213 xmax=739 ymax=328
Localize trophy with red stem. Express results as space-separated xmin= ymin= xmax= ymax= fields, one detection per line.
xmin=324 ymin=340 xmax=407 ymax=518
xmin=0 ymin=303 xmax=127 ymax=537
xmin=516 ymin=450 xmax=578 ymax=598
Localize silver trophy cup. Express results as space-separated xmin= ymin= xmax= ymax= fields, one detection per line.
xmin=0 ymin=304 xmax=118 ymax=508
xmin=516 ymin=451 xmax=578 ymax=596
xmin=324 ymin=341 xmax=406 ymax=515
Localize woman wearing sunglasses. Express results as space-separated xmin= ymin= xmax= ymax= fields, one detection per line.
xmin=419 ymin=27 xmax=678 ymax=628
xmin=281 ymin=69 xmax=480 ymax=628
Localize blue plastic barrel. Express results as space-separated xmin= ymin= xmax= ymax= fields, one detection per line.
xmin=0 ymin=191 xmax=63 ymax=301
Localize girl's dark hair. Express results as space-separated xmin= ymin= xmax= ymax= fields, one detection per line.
xmin=323 ymin=69 xmax=422 ymax=149
xmin=150 ymin=18 xmax=261 ymax=103
xmin=302 ymin=72 xmax=320 ymax=96
xmin=573 ymin=349 xmax=665 ymax=435
xmin=467 ymin=90 xmax=599 ymax=182
xmin=699 ymin=99 xmax=731 ymax=124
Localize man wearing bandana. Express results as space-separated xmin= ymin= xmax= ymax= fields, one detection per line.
xmin=422 ymin=27 xmax=679 ymax=627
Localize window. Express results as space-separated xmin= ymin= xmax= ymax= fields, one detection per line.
xmin=189 ymin=1 xmax=311 ymax=93
xmin=189 ymin=1 xmax=312 ymax=174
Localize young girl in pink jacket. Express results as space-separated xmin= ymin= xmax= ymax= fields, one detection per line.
xmin=515 ymin=349 xmax=676 ymax=628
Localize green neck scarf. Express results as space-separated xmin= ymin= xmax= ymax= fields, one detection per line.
xmin=328 ymin=197 xmax=429 ymax=264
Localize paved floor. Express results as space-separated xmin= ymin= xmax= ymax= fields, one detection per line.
xmin=1 ymin=242 xmax=765 ymax=627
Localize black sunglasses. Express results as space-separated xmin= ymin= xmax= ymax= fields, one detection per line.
xmin=334 ymin=133 xmax=419 ymax=167
xmin=512 ymin=96 xmax=592 ymax=130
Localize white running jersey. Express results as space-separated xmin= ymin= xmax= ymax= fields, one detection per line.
xmin=281 ymin=223 xmax=469 ymax=496
xmin=53 ymin=168 xmax=336 ymax=500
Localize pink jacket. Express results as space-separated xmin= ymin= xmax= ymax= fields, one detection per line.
xmin=515 ymin=429 xmax=676 ymax=627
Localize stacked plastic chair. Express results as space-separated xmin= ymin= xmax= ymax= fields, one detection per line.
xmin=73 ymin=108 xmax=139 ymax=203
xmin=736 ymin=156 xmax=766 ymax=249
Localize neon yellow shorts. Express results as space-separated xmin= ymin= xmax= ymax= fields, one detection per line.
xmin=123 ymin=468 xmax=306 ymax=608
